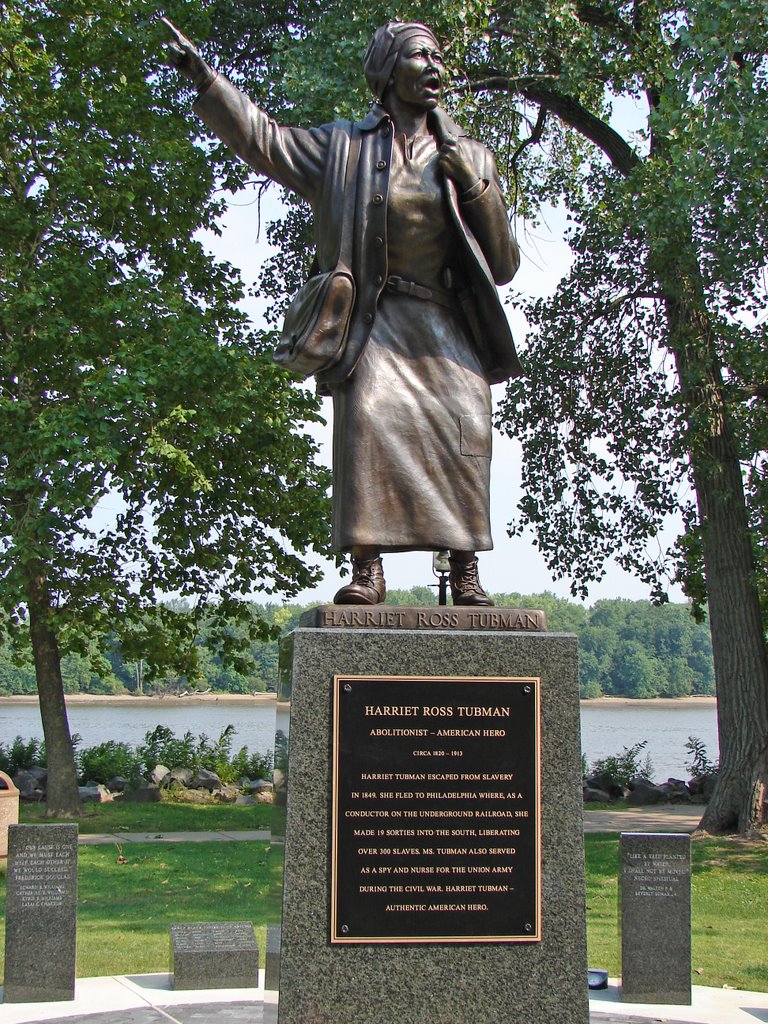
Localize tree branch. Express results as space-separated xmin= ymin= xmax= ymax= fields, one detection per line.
xmin=576 ymin=3 xmax=635 ymax=44
xmin=588 ymin=289 xmax=666 ymax=323
xmin=510 ymin=104 xmax=548 ymax=207
xmin=469 ymin=76 xmax=641 ymax=176
xmin=731 ymin=384 xmax=768 ymax=405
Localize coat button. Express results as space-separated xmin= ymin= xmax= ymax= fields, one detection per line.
xmin=374 ymin=236 xmax=384 ymax=248
xmin=372 ymin=194 xmax=383 ymax=205
xmin=363 ymin=312 xmax=374 ymax=324
xmin=381 ymin=125 xmax=390 ymax=137
xmin=376 ymin=160 xmax=387 ymax=170
xmin=375 ymin=274 xmax=383 ymax=286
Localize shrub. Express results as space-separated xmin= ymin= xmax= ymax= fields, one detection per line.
xmin=78 ymin=741 xmax=141 ymax=785
xmin=0 ymin=726 xmax=273 ymax=789
xmin=684 ymin=735 xmax=719 ymax=777
xmin=228 ymin=746 xmax=273 ymax=781
xmin=136 ymin=725 xmax=200 ymax=775
xmin=135 ymin=724 xmax=273 ymax=783
xmin=589 ymin=740 xmax=654 ymax=788
xmin=0 ymin=735 xmax=46 ymax=776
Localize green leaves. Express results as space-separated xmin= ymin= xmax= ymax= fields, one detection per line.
xmin=0 ymin=0 xmax=331 ymax=679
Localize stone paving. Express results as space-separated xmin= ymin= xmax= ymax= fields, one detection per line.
xmin=583 ymin=805 xmax=706 ymax=834
xmin=15 ymin=1004 xmax=268 ymax=1023
xmin=77 ymin=830 xmax=272 ymax=846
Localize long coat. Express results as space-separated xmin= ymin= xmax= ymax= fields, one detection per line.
xmin=193 ymin=76 xmax=523 ymax=391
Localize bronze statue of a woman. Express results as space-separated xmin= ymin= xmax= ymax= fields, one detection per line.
xmin=164 ymin=20 xmax=522 ymax=607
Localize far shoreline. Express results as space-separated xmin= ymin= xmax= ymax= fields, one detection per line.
xmin=0 ymin=692 xmax=277 ymax=707
xmin=580 ymin=695 xmax=716 ymax=707
xmin=0 ymin=693 xmax=716 ymax=707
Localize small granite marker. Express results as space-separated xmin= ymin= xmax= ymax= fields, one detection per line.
xmin=4 ymin=823 xmax=78 ymax=1003
xmin=620 ymin=832 xmax=692 ymax=1004
xmin=170 ymin=922 xmax=259 ymax=990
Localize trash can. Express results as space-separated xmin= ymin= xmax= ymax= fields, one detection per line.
xmin=0 ymin=770 xmax=20 ymax=858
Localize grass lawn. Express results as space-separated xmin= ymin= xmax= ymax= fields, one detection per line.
xmin=0 ymin=817 xmax=764 ymax=990
xmin=0 ymin=841 xmax=282 ymax=979
xmin=584 ymin=801 xmax=635 ymax=811
xmin=585 ymin=833 xmax=768 ymax=992
xmin=20 ymin=799 xmax=284 ymax=834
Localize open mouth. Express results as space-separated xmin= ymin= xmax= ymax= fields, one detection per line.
xmin=423 ymin=74 xmax=441 ymax=91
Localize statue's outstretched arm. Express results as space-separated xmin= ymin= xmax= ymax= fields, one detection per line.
xmin=160 ymin=16 xmax=326 ymax=202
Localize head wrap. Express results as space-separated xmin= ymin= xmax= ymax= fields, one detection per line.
xmin=363 ymin=21 xmax=440 ymax=101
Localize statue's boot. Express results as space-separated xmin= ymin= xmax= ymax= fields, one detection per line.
xmin=449 ymin=555 xmax=493 ymax=607
xmin=334 ymin=556 xmax=387 ymax=605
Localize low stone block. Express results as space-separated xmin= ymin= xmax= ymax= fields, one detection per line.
xmin=620 ymin=832 xmax=691 ymax=1004
xmin=170 ymin=922 xmax=259 ymax=990
xmin=4 ymin=823 xmax=78 ymax=1002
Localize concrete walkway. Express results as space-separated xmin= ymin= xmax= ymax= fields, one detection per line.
xmin=73 ymin=806 xmax=707 ymax=845
xmin=590 ymin=979 xmax=768 ymax=1024
xmin=77 ymin=829 xmax=272 ymax=845
xmin=583 ymin=804 xmax=706 ymax=833
xmin=1 ymin=974 xmax=766 ymax=1024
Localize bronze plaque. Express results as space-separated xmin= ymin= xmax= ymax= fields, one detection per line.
xmin=331 ymin=675 xmax=541 ymax=944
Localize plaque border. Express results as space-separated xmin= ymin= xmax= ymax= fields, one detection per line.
xmin=330 ymin=674 xmax=542 ymax=944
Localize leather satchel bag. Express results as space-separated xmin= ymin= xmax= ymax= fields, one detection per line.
xmin=274 ymin=131 xmax=361 ymax=380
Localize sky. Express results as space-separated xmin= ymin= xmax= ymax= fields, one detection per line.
xmin=201 ymin=183 xmax=687 ymax=608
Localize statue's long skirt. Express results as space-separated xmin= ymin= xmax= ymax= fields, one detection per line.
xmin=331 ymin=289 xmax=492 ymax=554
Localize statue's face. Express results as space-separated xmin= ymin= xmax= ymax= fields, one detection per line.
xmin=388 ymin=32 xmax=444 ymax=110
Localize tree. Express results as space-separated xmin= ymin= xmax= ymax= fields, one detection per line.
xmin=208 ymin=0 xmax=766 ymax=832
xmin=477 ymin=0 xmax=768 ymax=832
xmin=0 ymin=0 xmax=331 ymax=815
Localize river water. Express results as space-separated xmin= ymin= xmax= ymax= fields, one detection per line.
xmin=0 ymin=699 xmax=718 ymax=782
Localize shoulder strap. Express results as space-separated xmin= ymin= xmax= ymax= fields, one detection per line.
xmin=337 ymin=126 xmax=361 ymax=269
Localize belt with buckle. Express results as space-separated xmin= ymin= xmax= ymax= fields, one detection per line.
xmin=385 ymin=275 xmax=459 ymax=311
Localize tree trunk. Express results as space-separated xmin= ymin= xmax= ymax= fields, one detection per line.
xmin=688 ymin=424 xmax=768 ymax=833
xmin=25 ymin=566 xmax=81 ymax=818
xmin=663 ymin=258 xmax=768 ymax=834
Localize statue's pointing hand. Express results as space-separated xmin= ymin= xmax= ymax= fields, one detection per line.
xmin=160 ymin=16 xmax=216 ymax=91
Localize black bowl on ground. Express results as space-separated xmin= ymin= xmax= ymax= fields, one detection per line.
xmin=588 ymin=968 xmax=609 ymax=990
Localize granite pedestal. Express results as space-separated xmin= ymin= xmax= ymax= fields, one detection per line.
xmin=276 ymin=624 xmax=588 ymax=1024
